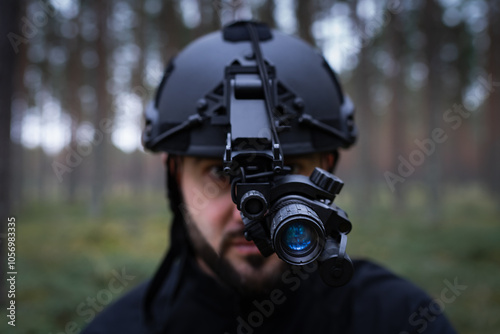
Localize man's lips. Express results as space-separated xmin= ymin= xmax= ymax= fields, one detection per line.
xmin=229 ymin=236 xmax=261 ymax=255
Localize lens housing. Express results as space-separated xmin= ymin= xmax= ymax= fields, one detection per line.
xmin=270 ymin=202 xmax=325 ymax=265
xmin=240 ymin=190 xmax=268 ymax=220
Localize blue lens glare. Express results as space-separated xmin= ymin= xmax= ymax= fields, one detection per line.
xmin=283 ymin=222 xmax=313 ymax=251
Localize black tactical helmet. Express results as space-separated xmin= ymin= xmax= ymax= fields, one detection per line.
xmin=142 ymin=21 xmax=356 ymax=157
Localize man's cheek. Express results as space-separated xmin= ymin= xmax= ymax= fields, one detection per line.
xmin=184 ymin=187 xmax=212 ymax=218
xmin=196 ymin=219 xmax=221 ymax=250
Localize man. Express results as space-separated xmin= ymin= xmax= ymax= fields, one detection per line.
xmin=83 ymin=21 xmax=456 ymax=333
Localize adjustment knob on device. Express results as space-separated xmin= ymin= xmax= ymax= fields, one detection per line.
xmin=309 ymin=168 xmax=343 ymax=195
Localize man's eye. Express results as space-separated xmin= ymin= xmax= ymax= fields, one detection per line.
xmin=209 ymin=166 xmax=229 ymax=183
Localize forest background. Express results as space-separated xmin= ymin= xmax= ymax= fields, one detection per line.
xmin=0 ymin=0 xmax=499 ymax=333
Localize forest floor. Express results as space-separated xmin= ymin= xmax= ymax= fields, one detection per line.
xmin=3 ymin=184 xmax=500 ymax=334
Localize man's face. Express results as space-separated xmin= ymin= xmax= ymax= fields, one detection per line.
xmin=177 ymin=153 xmax=332 ymax=294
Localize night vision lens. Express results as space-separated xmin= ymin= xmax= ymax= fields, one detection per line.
xmin=282 ymin=222 xmax=313 ymax=252
xmin=271 ymin=202 xmax=325 ymax=265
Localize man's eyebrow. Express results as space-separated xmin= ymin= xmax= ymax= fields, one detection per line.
xmin=193 ymin=157 xmax=221 ymax=165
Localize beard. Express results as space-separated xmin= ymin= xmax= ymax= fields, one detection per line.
xmin=183 ymin=213 xmax=288 ymax=298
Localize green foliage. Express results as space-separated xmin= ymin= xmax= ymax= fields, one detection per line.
xmin=340 ymin=184 xmax=500 ymax=334
xmin=2 ymin=193 xmax=170 ymax=334
xmin=2 ymin=186 xmax=499 ymax=334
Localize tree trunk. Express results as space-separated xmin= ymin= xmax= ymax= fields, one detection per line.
xmin=422 ymin=0 xmax=443 ymax=224
xmin=349 ymin=0 xmax=374 ymax=216
xmin=0 ymin=0 xmax=21 ymax=306
xmin=132 ymin=0 xmax=146 ymax=195
xmin=90 ymin=1 xmax=110 ymax=216
xmin=484 ymin=3 xmax=500 ymax=203
xmin=195 ymin=0 xmax=221 ymax=37
xmin=258 ymin=0 xmax=276 ymax=28
xmin=10 ymin=2 xmax=29 ymax=211
xmin=387 ymin=10 xmax=406 ymax=212
xmin=296 ymin=0 xmax=315 ymax=45
xmin=163 ymin=0 xmax=184 ymax=62
xmin=64 ymin=17 xmax=83 ymax=203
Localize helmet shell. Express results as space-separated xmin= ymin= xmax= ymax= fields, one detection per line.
xmin=143 ymin=21 xmax=356 ymax=157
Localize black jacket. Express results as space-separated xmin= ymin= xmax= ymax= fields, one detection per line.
xmin=82 ymin=257 xmax=456 ymax=334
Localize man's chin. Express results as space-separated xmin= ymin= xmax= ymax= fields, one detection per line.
xmin=221 ymin=253 xmax=287 ymax=296
xmin=186 ymin=219 xmax=287 ymax=295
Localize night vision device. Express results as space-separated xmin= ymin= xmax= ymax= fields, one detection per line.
xmin=221 ymin=23 xmax=354 ymax=287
